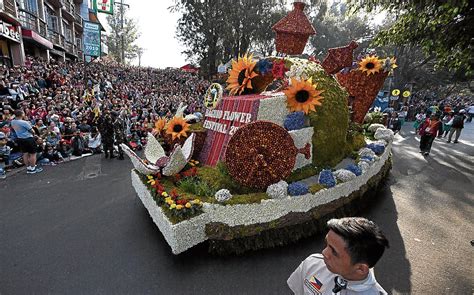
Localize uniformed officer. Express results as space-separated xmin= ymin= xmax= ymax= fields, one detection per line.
xmin=97 ymin=110 xmax=115 ymax=159
xmin=112 ymin=110 xmax=127 ymax=160
xmin=288 ymin=217 xmax=389 ymax=295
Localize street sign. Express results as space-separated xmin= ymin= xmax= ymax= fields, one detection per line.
xmin=391 ymin=89 xmax=400 ymax=96
xmin=403 ymin=90 xmax=411 ymax=97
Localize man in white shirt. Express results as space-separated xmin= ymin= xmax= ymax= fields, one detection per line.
xmin=288 ymin=217 xmax=389 ymax=294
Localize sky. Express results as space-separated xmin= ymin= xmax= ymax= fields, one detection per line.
xmin=97 ymin=0 xmax=386 ymax=69
xmin=98 ymin=0 xmax=187 ymax=69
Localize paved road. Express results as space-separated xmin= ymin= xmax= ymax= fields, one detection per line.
xmin=1 ymin=122 xmax=473 ymax=294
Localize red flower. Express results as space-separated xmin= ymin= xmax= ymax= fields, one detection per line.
xmin=272 ymin=60 xmax=288 ymax=79
xmin=177 ymin=199 xmax=187 ymax=205
xmin=170 ymin=188 xmax=179 ymax=198
xmin=181 ymin=167 xmax=198 ymax=177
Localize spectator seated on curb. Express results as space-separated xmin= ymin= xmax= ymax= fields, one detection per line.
xmin=0 ymin=131 xmax=12 ymax=178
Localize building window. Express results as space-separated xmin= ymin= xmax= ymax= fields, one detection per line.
xmin=16 ymin=0 xmax=38 ymax=14
xmin=76 ymin=37 xmax=82 ymax=49
xmin=64 ymin=24 xmax=72 ymax=42
xmin=46 ymin=6 xmax=58 ymax=33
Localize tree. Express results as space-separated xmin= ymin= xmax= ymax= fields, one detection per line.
xmin=170 ymin=0 xmax=286 ymax=77
xmin=347 ymin=0 xmax=474 ymax=77
xmin=308 ymin=1 xmax=374 ymax=60
xmin=105 ymin=5 xmax=140 ymax=64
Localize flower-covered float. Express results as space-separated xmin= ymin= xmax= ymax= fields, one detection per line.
xmin=123 ymin=2 xmax=397 ymax=255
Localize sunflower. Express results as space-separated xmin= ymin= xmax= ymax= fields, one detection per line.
xmin=358 ymin=56 xmax=382 ymax=75
xmin=284 ymin=77 xmax=324 ymax=114
xmin=226 ymin=53 xmax=259 ymax=95
xmin=166 ymin=116 xmax=190 ymax=140
xmin=153 ymin=118 xmax=167 ymax=133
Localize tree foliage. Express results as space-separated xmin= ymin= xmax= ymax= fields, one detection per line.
xmin=170 ymin=0 xmax=286 ymax=77
xmin=347 ymin=0 xmax=474 ymax=77
xmin=308 ymin=1 xmax=374 ymax=60
xmin=106 ymin=5 xmax=140 ymax=64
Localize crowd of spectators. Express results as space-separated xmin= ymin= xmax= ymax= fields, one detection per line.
xmin=0 ymin=56 xmax=210 ymax=178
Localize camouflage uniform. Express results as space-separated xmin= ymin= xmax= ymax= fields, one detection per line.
xmin=113 ymin=116 xmax=126 ymax=160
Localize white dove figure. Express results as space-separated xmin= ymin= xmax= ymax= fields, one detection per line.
xmin=121 ymin=132 xmax=195 ymax=176
xmin=175 ymin=102 xmax=188 ymax=118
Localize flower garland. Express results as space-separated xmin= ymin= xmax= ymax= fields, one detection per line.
xmin=145 ymin=173 xmax=203 ymax=221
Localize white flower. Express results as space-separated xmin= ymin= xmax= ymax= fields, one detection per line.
xmin=358 ymin=161 xmax=370 ymax=173
xmin=368 ymin=123 xmax=385 ymax=133
xmin=215 ymin=189 xmax=232 ymax=202
xmin=266 ymin=180 xmax=288 ymax=199
xmin=374 ymin=128 xmax=394 ymax=142
xmin=358 ymin=148 xmax=376 ymax=158
xmin=333 ymin=169 xmax=357 ymax=182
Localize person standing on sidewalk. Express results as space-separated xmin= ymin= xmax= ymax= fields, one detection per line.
xmin=10 ymin=110 xmax=43 ymax=174
xmin=419 ymin=114 xmax=441 ymax=156
xmin=466 ymin=104 xmax=474 ymax=123
xmin=447 ymin=110 xmax=466 ymax=143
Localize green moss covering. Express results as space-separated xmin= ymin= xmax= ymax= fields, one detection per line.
xmin=346 ymin=133 xmax=366 ymax=153
xmin=309 ymin=183 xmax=325 ymax=194
xmin=286 ymin=165 xmax=320 ymax=182
xmin=189 ymin=122 xmax=205 ymax=131
xmin=285 ymin=58 xmax=350 ymax=168
xmin=198 ymin=162 xmax=262 ymax=195
xmin=222 ymin=192 xmax=268 ymax=205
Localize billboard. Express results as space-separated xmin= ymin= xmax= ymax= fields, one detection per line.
xmin=83 ymin=21 xmax=101 ymax=57
xmin=93 ymin=0 xmax=114 ymax=15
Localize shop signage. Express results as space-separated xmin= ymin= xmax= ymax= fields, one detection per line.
xmin=93 ymin=0 xmax=114 ymax=15
xmin=83 ymin=21 xmax=101 ymax=57
xmin=0 ymin=20 xmax=20 ymax=42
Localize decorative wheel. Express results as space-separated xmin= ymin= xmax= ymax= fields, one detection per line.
xmin=224 ymin=121 xmax=297 ymax=188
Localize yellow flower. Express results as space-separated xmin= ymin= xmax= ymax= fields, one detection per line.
xmin=147 ymin=175 xmax=153 ymax=180
xmin=148 ymin=180 xmax=156 ymax=186
xmin=162 ymin=192 xmax=168 ymax=197
xmin=176 ymin=205 xmax=183 ymax=210
xmin=185 ymin=202 xmax=191 ymax=208
xmin=170 ymin=204 xmax=176 ymax=209
xmin=166 ymin=116 xmax=190 ymax=140
xmin=226 ymin=53 xmax=259 ymax=96
xmin=358 ymin=56 xmax=382 ymax=76
xmin=284 ymin=77 xmax=324 ymax=114
xmin=166 ymin=199 xmax=174 ymax=205
xmin=165 ymin=197 xmax=172 ymax=202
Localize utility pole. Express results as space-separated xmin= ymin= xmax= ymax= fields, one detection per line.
xmin=115 ymin=0 xmax=129 ymax=64
xmin=137 ymin=47 xmax=144 ymax=67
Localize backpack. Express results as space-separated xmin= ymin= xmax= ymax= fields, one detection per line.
xmin=452 ymin=115 xmax=464 ymax=128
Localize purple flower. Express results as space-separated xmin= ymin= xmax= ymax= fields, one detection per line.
xmin=284 ymin=111 xmax=305 ymax=131
xmin=256 ymin=59 xmax=273 ymax=75
xmin=288 ymin=181 xmax=309 ymax=196
xmin=366 ymin=143 xmax=385 ymax=155
xmin=346 ymin=164 xmax=362 ymax=176
xmin=318 ymin=169 xmax=336 ymax=188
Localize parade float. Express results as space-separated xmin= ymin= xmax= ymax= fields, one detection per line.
xmin=123 ymin=2 xmax=397 ymax=254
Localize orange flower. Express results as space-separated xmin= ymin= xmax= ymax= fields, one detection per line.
xmin=226 ymin=53 xmax=259 ymax=95
xmin=154 ymin=118 xmax=167 ymax=133
xmin=165 ymin=116 xmax=190 ymax=140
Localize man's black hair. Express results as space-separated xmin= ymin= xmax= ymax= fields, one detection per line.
xmin=327 ymin=217 xmax=389 ymax=268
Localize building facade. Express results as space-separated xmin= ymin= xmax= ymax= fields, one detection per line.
xmin=0 ymin=0 xmax=95 ymax=66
